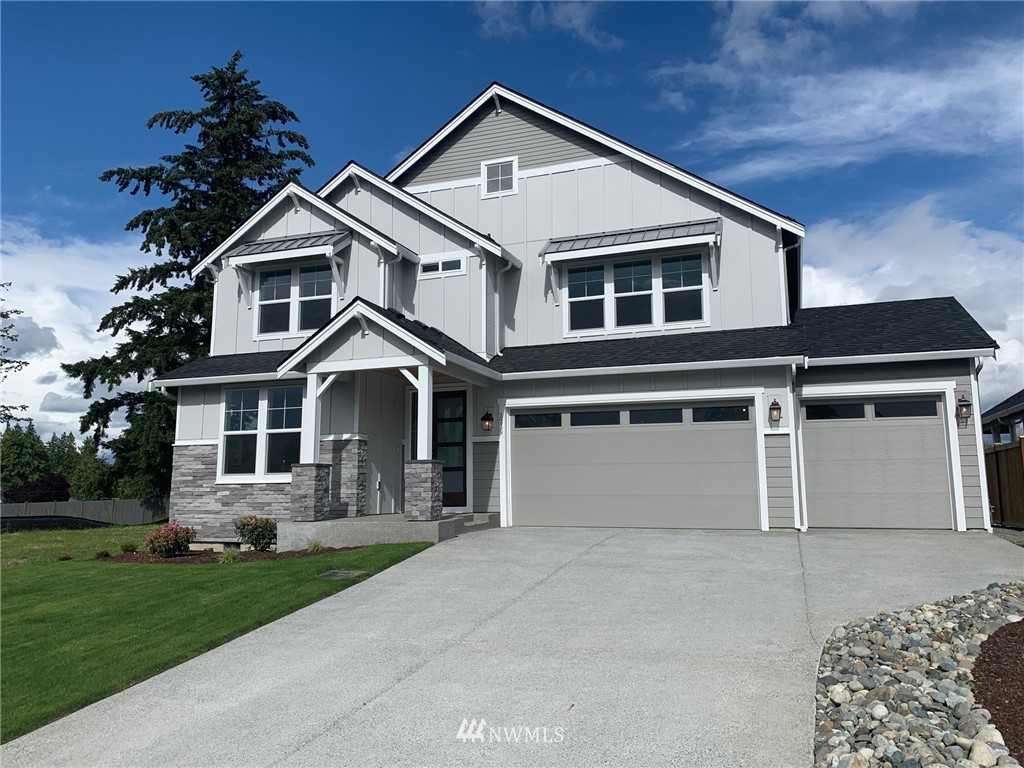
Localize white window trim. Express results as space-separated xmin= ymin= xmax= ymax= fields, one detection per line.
xmin=217 ymin=384 xmax=305 ymax=484
xmin=254 ymin=262 xmax=338 ymax=341
xmin=418 ymin=251 xmax=469 ymax=280
xmin=561 ymin=250 xmax=711 ymax=339
xmin=480 ymin=156 xmax=519 ymax=200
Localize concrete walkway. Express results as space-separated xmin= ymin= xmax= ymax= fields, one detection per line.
xmin=3 ymin=529 xmax=1022 ymax=768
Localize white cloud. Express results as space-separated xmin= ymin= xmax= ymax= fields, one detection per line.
xmin=7 ymin=314 xmax=59 ymax=358
xmin=652 ymin=3 xmax=1023 ymax=184
xmin=802 ymin=197 xmax=1024 ymax=410
xmin=0 ymin=219 xmax=143 ymax=439
xmin=476 ymin=2 xmax=623 ymax=51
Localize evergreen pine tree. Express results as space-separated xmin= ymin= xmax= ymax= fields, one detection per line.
xmin=62 ymin=51 xmax=313 ymax=495
xmin=45 ymin=431 xmax=80 ymax=479
xmin=69 ymin=437 xmax=110 ymax=501
xmin=0 ymin=421 xmax=49 ymax=492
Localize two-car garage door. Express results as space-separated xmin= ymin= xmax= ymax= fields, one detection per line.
xmin=801 ymin=397 xmax=953 ymax=528
xmin=510 ymin=402 xmax=759 ymax=529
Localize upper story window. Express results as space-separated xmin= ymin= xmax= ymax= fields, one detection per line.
xmin=481 ymin=156 xmax=518 ymax=199
xmin=419 ymin=254 xmax=466 ymax=279
xmin=257 ymin=264 xmax=334 ymax=337
xmin=221 ymin=385 xmax=303 ymax=481
xmin=564 ymin=251 xmax=708 ymax=336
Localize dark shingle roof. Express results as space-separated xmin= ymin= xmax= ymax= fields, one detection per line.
xmin=224 ymin=230 xmax=349 ymax=258
xmin=982 ymin=388 xmax=1024 ymax=421
xmin=489 ymin=325 xmax=805 ymax=374
xmin=156 ymin=296 xmax=997 ymax=383
xmin=543 ymin=218 xmax=720 ymax=256
xmin=154 ymin=351 xmax=290 ymax=382
xmin=793 ymin=297 xmax=997 ymax=359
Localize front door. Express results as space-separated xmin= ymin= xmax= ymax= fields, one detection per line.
xmin=433 ymin=391 xmax=467 ymax=507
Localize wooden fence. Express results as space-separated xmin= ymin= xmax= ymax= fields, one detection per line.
xmin=985 ymin=439 xmax=1024 ymax=527
xmin=0 ymin=497 xmax=169 ymax=528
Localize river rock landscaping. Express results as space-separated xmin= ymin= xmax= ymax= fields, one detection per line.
xmin=814 ymin=581 xmax=1024 ymax=768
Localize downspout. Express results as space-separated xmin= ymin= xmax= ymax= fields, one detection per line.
xmin=383 ymin=250 xmax=402 ymax=309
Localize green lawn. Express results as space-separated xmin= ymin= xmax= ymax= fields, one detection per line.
xmin=0 ymin=525 xmax=430 ymax=743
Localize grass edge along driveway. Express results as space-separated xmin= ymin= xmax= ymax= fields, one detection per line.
xmin=0 ymin=525 xmax=431 ymax=743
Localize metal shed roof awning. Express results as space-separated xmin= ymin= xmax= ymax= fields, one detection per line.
xmin=223 ymin=230 xmax=352 ymax=265
xmin=540 ymin=218 xmax=722 ymax=263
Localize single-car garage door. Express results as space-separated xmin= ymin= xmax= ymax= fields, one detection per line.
xmin=510 ymin=402 xmax=759 ymax=529
xmin=802 ymin=397 xmax=952 ymax=528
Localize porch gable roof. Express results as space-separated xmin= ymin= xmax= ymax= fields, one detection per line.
xmin=276 ymin=297 xmax=495 ymax=378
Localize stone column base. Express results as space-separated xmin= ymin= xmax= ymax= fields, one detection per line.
xmin=320 ymin=436 xmax=368 ymax=517
xmin=404 ymin=460 xmax=443 ymax=521
xmin=290 ymin=464 xmax=332 ymax=522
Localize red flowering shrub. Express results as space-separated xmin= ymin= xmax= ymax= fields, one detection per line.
xmin=234 ymin=516 xmax=277 ymax=551
xmin=143 ymin=521 xmax=197 ymax=557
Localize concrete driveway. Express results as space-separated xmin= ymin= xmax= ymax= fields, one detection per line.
xmin=3 ymin=529 xmax=1022 ymax=768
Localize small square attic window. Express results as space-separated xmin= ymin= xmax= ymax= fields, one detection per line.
xmin=482 ymin=157 xmax=517 ymax=198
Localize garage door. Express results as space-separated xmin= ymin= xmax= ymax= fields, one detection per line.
xmin=510 ymin=402 xmax=759 ymax=528
xmin=802 ymin=397 xmax=952 ymax=528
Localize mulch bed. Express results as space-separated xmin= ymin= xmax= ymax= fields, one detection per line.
xmin=973 ymin=618 xmax=1024 ymax=759
xmin=104 ymin=547 xmax=358 ymax=564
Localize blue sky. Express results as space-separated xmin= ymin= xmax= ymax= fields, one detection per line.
xmin=2 ymin=1 xmax=1022 ymax=437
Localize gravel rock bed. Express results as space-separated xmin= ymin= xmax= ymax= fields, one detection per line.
xmin=814 ymin=581 xmax=1024 ymax=768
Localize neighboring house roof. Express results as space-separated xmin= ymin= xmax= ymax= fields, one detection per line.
xmin=793 ymin=297 xmax=998 ymax=362
xmin=223 ymin=231 xmax=350 ymax=258
xmin=982 ymin=388 xmax=1024 ymax=422
xmin=315 ymin=162 xmax=521 ymax=267
xmin=541 ymin=218 xmax=721 ymax=258
xmin=489 ymin=325 xmax=806 ymax=375
xmin=386 ymin=82 xmax=804 ymax=236
xmin=191 ymin=183 xmax=417 ymax=278
xmin=153 ymin=351 xmax=291 ymax=384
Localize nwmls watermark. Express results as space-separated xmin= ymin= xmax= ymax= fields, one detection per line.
xmin=456 ymin=718 xmax=565 ymax=744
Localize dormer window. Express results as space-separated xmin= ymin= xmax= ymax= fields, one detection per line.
xmin=481 ymin=156 xmax=518 ymax=199
xmin=256 ymin=264 xmax=335 ymax=337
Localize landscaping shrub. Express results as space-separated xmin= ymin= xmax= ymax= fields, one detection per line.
xmin=142 ymin=521 xmax=197 ymax=558
xmin=93 ymin=550 xmax=111 ymax=560
xmin=56 ymin=553 xmax=72 ymax=561
xmin=218 ymin=548 xmax=240 ymax=564
xmin=119 ymin=541 xmax=137 ymax=553
xmin=306 ymin=539 xmax=325 ymax=554
xmin=234 ymin=516 xmax=276 ymax=551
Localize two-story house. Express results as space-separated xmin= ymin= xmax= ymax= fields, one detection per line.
xmin=154 ymin=83 xmax=997 ymax=539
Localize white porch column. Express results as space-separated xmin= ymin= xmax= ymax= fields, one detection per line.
xmin=417 ymin=364 xmax=433 ymax=460
xmin=301 ymin=372 xmax=321 ymax=463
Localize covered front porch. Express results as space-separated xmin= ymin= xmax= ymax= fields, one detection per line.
xmin=282 ymin=297 xmax=500 ymax=524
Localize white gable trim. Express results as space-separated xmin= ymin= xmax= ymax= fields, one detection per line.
xmin=278 ymin=301 xmax=447 ymax=376
xmin=317 ymin=164 xmax=521 ymax=265
xmin=387 ymin=84 xmax=804 ymax=237
xmin=191 ymin=184 xmax=415 ymax=279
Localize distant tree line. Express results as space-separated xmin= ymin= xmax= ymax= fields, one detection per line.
xmin=0 ymin=422 xmax=115 ymax=503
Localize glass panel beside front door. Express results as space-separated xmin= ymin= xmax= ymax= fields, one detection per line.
xmin=409 ymin=390 xmax=468 ymax=508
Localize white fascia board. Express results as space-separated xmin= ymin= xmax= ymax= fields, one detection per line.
xmin=499 ymin=355 xmax=805 ymax=381
xmin=191 ymin=184 xmax=403 ymax=278
xmin=444 ymin=353 xmax=502 ymax=382
xmin=307 ymin=355 xmax=429 ymax=375
xmin=318 ymin=165 xmax=507 ymax=261
xmin=155 ymin=371 xmax=305 ymax=388
xmin=386 ymin=85 xmax=804 ymax=237
xmin=503 ymin=386 xmax=764 ymax=410
xmin=277 ymin=302 xmax=446 ymax=376
xmin=806 ymin=349 xmax=996 ymax=367
xmin=797 ymin=380 xmax=959 ymax=398
xmin=544 ymin=233 xmax=717 ymax=263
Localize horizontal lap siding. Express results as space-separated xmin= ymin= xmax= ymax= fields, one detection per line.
xmin=473 ymin=441 xmax=500 ymax=514
xmin=960 ymin=430 xmax=984 ymax=528
xmin=765 ymin=433 xmax=795 ymax=529
xmin=404 ymin=102 xmax=608 ymax=186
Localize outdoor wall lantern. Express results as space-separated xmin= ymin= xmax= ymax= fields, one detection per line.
xmin=956 ymin=396 xmax=972 ymax=425
xmin=481 ymin=411 xmax=495 ymax=432
xmin=768 ymin=399 xmax=783 ymax=423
